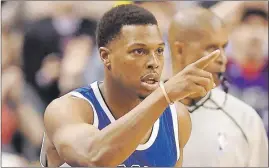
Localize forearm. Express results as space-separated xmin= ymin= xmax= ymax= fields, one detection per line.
xmin=53 ymin=49 xmax=218 ymax=166
xmin=88 ymin=51 xmax=219 ymax=166
xmin=88 ymin=87 xmax=168 ymax=166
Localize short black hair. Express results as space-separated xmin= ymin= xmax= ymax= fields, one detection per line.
xmin=96 ymin=4 xmax=158 ymax=48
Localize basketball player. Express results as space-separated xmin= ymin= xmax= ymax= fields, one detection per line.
xmin=40 ymin=4 xmax=220 ymax=167
xmin=168 ymin=6 xmax=268 ymax=167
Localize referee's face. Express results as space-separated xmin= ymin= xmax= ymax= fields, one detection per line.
xmin=176 ymin=24 xmax=229 ymax=86
xmin=108 ymin=24 xmax=165 ymax=99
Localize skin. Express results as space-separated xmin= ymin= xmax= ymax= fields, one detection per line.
xmin=168 ymin=7 xmax=229 ymax=104
xmin=43 ymin=22 xmax=219 ymax=166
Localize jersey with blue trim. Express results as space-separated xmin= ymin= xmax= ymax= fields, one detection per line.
xmin=40 ymin=81 xmax=180 ymax=167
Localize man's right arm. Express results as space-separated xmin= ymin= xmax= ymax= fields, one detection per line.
xmin=45 ymin=87 xmax=169 ymax=167
xmin=44 ymin=50 xmax=220 ymax=167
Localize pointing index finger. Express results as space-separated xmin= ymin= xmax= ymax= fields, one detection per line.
xmin=193 ymin=49 xmax=221 ymax=69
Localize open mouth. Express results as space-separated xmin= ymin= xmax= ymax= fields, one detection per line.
xmin=143 ymin=78 xmax=158 ymax=84
xmin=140 ymin=73 xmax=160 ymax=91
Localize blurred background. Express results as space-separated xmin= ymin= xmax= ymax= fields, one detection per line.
xmin=1 ymin=1 xmax=268 ymax=167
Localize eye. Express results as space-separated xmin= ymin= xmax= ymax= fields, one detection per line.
xmin=133 ymin=48 xmax=146 ymax=56
xmin=156 ymin=48 xmax=164 ymax=55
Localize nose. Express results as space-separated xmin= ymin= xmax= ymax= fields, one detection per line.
xmin=215 ymin=48 xmax=227 ymax=66
xmin=147 ymin=52 xmax=160 ymax=69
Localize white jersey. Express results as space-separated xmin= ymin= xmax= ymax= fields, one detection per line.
xmin=182 ymin=88 xmax=268 ymax=167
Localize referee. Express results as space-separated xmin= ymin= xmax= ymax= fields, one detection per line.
xmin=168 ymin=3 xmax=268 ymax=167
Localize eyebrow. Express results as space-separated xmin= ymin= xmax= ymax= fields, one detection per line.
xmin=127 ymin=42 xmax=165 ymax=48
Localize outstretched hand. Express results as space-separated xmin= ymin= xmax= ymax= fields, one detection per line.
xmin=164 ymin=49 xmax=220 ymax=102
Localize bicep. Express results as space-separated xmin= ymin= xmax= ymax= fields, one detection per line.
xmin=44 ymin=97 xmax=100 ymax=166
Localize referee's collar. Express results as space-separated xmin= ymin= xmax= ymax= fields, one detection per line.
xmin=186 ymin=92 xmax=211 ymax=111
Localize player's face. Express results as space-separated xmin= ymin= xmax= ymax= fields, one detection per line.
xmin=175 ymin=25 xmax=229 ymax=86
xmin=107 ymin=25 xmax=164 ymax=99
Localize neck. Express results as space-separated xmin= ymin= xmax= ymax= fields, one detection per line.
xmin=100 ymin=74 xmax=141 ymax=120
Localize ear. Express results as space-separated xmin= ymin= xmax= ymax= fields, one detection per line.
xmin=174 ymin=41 xmax=184 ymax=56
xmin=172 ymin=41 xmax=185 ymax=73
xmin=99 ymin=47 xmax=111 ymax=70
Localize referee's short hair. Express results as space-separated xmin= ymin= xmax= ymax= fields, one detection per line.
xmin=96 ymin=4 xmax=158 ymax=48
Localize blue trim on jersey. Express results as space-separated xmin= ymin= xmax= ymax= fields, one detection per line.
xmin=72 ymin=82 xmax=178 ymax=166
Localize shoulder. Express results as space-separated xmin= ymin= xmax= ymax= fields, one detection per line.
xmin=44 ymin=93 xmax=94 ymax=131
